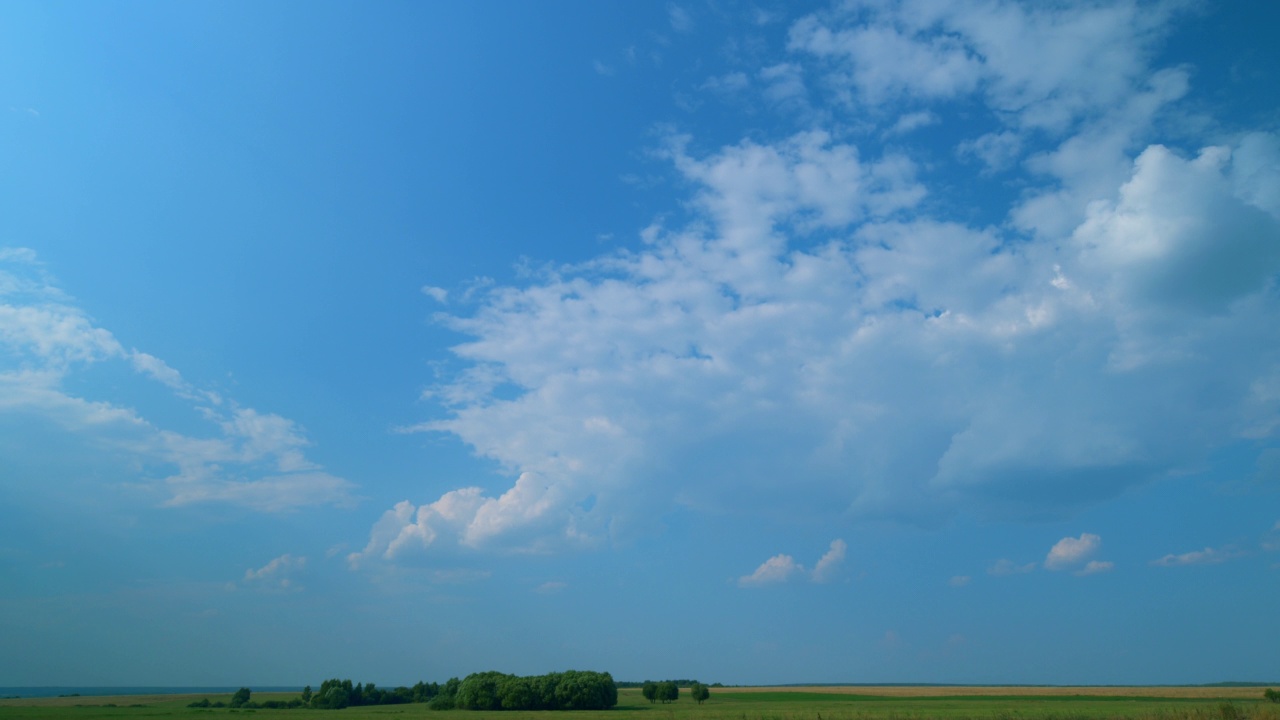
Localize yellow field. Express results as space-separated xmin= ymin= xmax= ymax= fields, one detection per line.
xmin=730 ymin=686 xmax=1270 ymax=699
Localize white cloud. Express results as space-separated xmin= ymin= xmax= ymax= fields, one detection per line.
xmin=373 ymin=126 xmax=1280 ymax=553
xmin=1045 ymin=533 xmax=1101 ymax=571
xmin=1152 ymin=546 xmax=1238 ymax=567
xmin=243 ymin=556 xmax=305 ymax=584
xmin=700 ymin=72 xmax=750 ymax=95
xmin=1076 ymin=560 xmax=1114 ymax=576
xmin=949 ymin=575 xmax=971 ymax=587
xmin=358 ymin=3 xmax=1280 ymax=559
xmin=811 ymin=538 xmax=847 ymax=583
xmin=790 ymin=0 xmax=1186 ymax=131
xmin=736 ymin=540 xmax=846 ymax=587
xmin=739 ymin=554 xmax=802 ymax=586
xmin=535 ymin=581 xmax=567 ymax=594
xmin=1073 ymin=142 xmax=1280 ymax=314
xmin=421 ymin=285 xmax=449 ymax=303
xmin=885 ymin=111 xmax=939 ymax=137
xmin=668 ymin=3 xmax=693 ymax=33
xmin=0 ymin=249 xmax=354 ymax=512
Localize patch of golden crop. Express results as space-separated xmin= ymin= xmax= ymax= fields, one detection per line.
xmin=728 ymin=686 xmax=1269 ymax=699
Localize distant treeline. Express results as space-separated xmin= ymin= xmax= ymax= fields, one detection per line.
xmin=190 ymin=670 xmax=618 ymax=711
xmin=617 ymin=679 xmax=723 ymax=688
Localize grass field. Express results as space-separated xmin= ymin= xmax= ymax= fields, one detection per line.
xmin=2 ymin=686 xmax=1277 ymax=720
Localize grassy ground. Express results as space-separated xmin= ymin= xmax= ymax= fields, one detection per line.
xmin=2 ymin=687 xmax=1277 ymax=720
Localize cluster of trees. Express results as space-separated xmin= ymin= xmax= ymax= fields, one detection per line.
xmin=451 ymin=670 xmax=618 ymax=711
xmin=198 ymin=670 xmax=617 ymax=712
xmin=1265 ymin=688 xmax=1279 ymax=703
xmin=641 ymin=680 xmax=710 ymax=704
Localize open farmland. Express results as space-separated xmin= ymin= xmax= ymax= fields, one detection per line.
xmin=3 ymin=686 xmax=1278 ymax=720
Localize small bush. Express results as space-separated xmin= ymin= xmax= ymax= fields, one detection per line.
xmin=1264 ymin=689 xmax=1280 ymax=704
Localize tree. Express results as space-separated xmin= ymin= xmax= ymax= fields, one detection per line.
xmin=691 ymin=682 xmax=710 ymax=705
xmin=642 ymin=681 xmax=658 ymax=704
xmin=1265 ymin=688 xmax=1280 ymax=703
xmin=301 ymin=686 xmax=312 ymax=706
xmin=229 ymin=688 xmax=251 ymax=709
xmin=656 ymin=681 xmax=679 ymax=704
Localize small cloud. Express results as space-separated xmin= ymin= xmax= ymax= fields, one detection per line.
xmin=593 ymin=60 xmax=615 ymax=77
xmin=421 ymin=286 xmax=449 ymax=303
xmin=949 ymin=575 xmax=971 ymax=587
xmin=534 ymin=581 xmax=567 ymax=594
xmin=700 ymin=72 xmax=750 ymax=94
xmin=810 ymin=539 xmax=847 ymax=583
xmin=0 ymin=246 xmax=38 ymax=263
xmin=885 ymin=111 xmax=938 ymax=136
xmin=1045 ymin=533 xmax=1101 ymax=571
xmin=881 ymin=630 xmax=902 ymax=650
xmin=1076 ymin=560 xmax=1114 ymax=576
xmin=668 ymin=3 xmax=693 ymax=33
xmin=958 ymin=130 xmax=1024 ymax=172
xmin=1151 ymin=546 xmax=1240 ymax=567
xmin=988 ymin=559 xmax=1036 ymax=576
xmin=739 ymin=554 xmax=802 ymax=586
xmin=243 ymin=554 xmax=306 ymax=590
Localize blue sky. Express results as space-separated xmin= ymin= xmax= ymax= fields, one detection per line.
xmin=2 ymin=0 xmax=1279 ymax=687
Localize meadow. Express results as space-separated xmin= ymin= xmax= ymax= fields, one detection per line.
xmin=2 ymin=686 xmax=1277 ymax=720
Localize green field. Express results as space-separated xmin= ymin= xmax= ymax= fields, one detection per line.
xmin=3 ymin=687 xmax=1277 ymax=720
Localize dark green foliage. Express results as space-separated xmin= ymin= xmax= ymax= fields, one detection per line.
xmin=454 ymin=670 xmax=617 ymax=711
xmin=228 ymin=688 xmax=251 ymax=709
xmin=1265 ymin=688 xmax=1280 ymax=703
xmin=294 ymin=669 xmax=613 ymax=711
xmin=187 ymin=699 xmax=211 ymax=708
xmin=642 ymin=681 xmax=658 ymax=704
xmin=657 ymin=680 xmax=679 ymax=704
xmin=691 ymin=682 xmax=711 ymax=704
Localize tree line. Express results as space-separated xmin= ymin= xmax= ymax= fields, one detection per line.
xmin=641 ymin=680 xmax=711 ymax=704
xmin=190 ymin=670 xmax=618 ymax=711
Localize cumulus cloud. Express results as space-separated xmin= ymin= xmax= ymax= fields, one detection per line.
xmin=1045 ymin=533 xmax=1102 ymax=571
xmin=535 ymin=581 xmax=567 ymax=594
xmin=1076 ymin=560 xmax=1114 ymax=576
xmin=243 ymin=554 xmax=306 ymax=590
xmin=737 ymin=539 xmax=847 ymax=587
xmin=0 ymin=249 xmax=354 ymax=511
xmin=790 ymin=0 xmax=1185 ymax=131
xmin=356 ymin=1 xmax=1280 ymax=560
xmin=1151 ymin=546 xmax=1239 ymax=567
xmin=811 ymin=539 xmax=848 ymax=583
xmin=739 ymin=554 xmax=802 ymax=587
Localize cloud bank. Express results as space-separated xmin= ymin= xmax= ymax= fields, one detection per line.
xmin=353 ymin=0 xmax=1280 ymax=562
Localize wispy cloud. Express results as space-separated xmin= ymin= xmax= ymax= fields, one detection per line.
xmin=242 ymin=554 xmax=306 ymax=590
xmin=1151 ymin=546 xmax=1240 ymax=567
xmin=0 ymin=249 xmax=355 ymax=512
xmin=667 ymin=4 xmax=693 ymax=34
